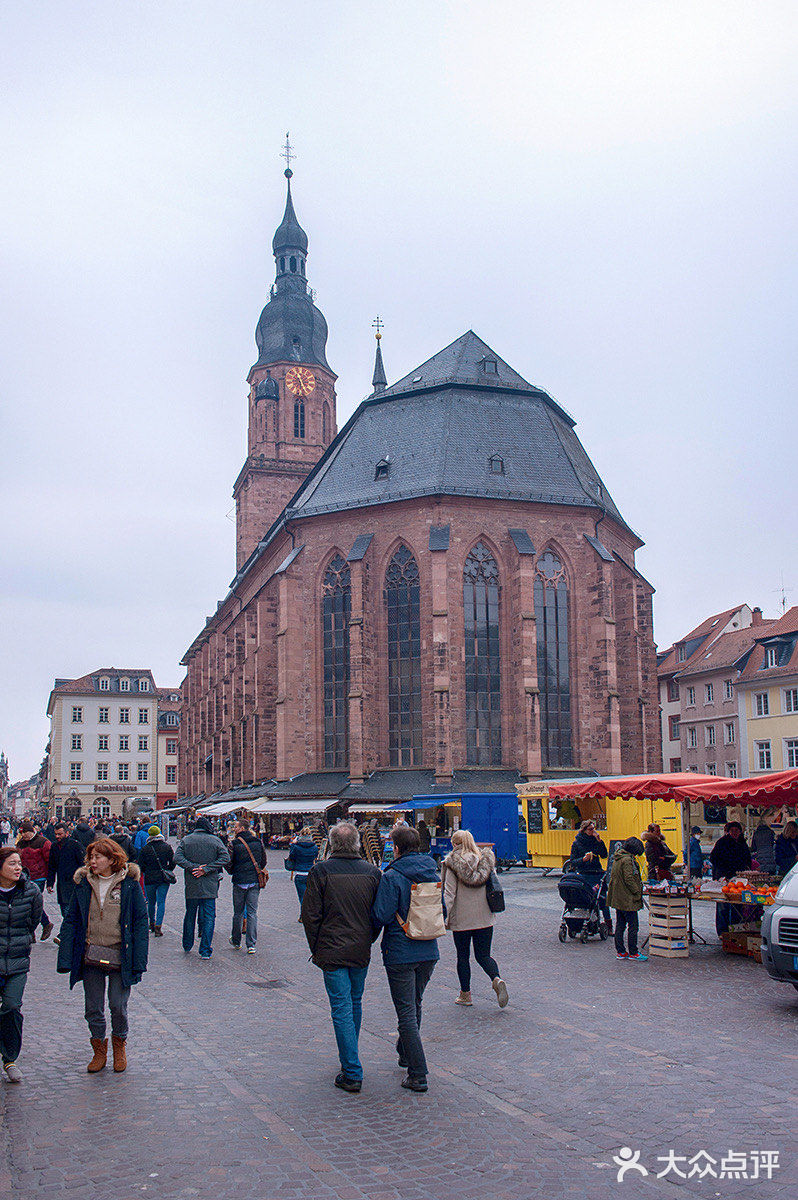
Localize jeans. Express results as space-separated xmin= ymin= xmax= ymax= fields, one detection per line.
xmin=82 ymin=966 xmax=131 ymax=1039
xmin=614 ymin=910 xmax=639 ymax=955
xmin=145 ymin=883 xmax=169 ymax=926
xmin=294 ymin=874 xmax=309 ymax=905
xmin=232 ymin=884 xmax=260 ymax=948
xmin=385 ymin=960 xmax=436 ymax=1081
xmin=323 ymin=966 xmax=369 ymax=1081
xmin=0 ymin=972 xmax=27 ymax=1064
xmin=32 ymin=879 xmax=51 ymax=928
xmin=452 ymin=927 xmax=499 ymax=992
xmin=183 ymin=897 xmax=217 ymax=956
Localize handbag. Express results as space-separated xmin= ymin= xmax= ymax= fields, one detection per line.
xmin=485 ymin=870 xmax=505 ymax=914
xmin=151 ymin=844 xmax=176 ymax=885
xmin=237 ymin=836 xmax=269 ymax=888
xmin=84 ymin=943 xmax=122 ymax=971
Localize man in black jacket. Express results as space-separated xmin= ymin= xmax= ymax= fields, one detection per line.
xmin=45 ymin=824 xmax=85 ymax=928
xmin=224 ymin=817 xmax=267 ymax=953
xmin=301 ymin=822 xmax=381 ymax=1093
xmin=72 ymin=820 xmax=95 ymax=852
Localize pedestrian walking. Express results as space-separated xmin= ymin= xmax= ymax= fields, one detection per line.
xmin=109 ymin=823 xmax=137 ymax=863
xmin=1 ymin=817 xmax=12 ymax=846
xmin=285 ymin=827 xmax=319 ymax=906
xmin=16 ymin=821 xmax=54 ymax=940
xmin=138 ymin=826 xmax=176 ymax=936
xmin=175 ymin=816 xmax=229 ymax=959
xmin=569 ymin=820 xmax=613 ymax=931
xmin=442 ymin=829 xmax=508 ymax=1008
xmin=371 ymin=825 xmax=445 ymax=1093
xmin=71 ymin=819 xmax=96 ymax=852
xmin=56 ymin=837 xmax=149 ymax=1074
xmin=45 ymin=823 xmax=85 ymax=938
xmin=132 ymin=822 xmax=150 ymax=857
xmin=224 ymin=817 xmax=268 ymax=954
xmin=300 ymin=822 xmax=381 ymax=1093
xmin=0 ymin=846 xmax=43 ymax=1082
xmin=607 ymin=837 xmax=646 ymax=960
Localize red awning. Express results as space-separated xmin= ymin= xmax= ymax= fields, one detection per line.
xmin=547 ymin=770 xmax=798 ymax=807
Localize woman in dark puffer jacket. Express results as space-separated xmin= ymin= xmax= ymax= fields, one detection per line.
xmin=0 ymin=846 xmax=43 ymax=1082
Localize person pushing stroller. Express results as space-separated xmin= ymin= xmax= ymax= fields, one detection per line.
xmin=569 ymin=821 xmax=612 ymax=933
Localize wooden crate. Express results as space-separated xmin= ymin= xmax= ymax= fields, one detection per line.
xmin=648 ymin=895 xmax=689 ymax=958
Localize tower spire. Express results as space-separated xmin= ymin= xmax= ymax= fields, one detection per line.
xmin=372 ymin=316 xmax=387 ymax=392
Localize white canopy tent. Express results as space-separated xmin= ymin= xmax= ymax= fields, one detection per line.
xmin=248 ymin=798 xmax=338 ymax=815
xmin=347 ymin=804 xmax=411 ymax=813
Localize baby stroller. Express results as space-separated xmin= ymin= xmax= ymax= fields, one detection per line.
xmin=557 ymin=861 xmax=610 ymax=943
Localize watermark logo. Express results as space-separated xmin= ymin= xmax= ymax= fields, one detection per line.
xmin=611 ymin=1148 xmax=779 ymax=1183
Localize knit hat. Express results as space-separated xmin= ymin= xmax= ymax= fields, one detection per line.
xmin=148 ymin=825 xmax=161 ymax=837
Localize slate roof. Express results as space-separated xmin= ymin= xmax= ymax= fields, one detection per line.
xmin=738 ymin=606 xmax=798 ymax=683
xmin=272 ymin=175 xmax=308 ymax=254
xmin=285 ymin=331 xmax=631 ymax=533
xmin=676 ymin=625 xmax=775 ymax=679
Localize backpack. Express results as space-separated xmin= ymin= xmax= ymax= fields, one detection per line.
xmin=396 ymin=880 xmax=447 ymax=940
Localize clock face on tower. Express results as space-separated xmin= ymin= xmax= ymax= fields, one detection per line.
xmin=285 ymin=366 xmax=316 ymax=397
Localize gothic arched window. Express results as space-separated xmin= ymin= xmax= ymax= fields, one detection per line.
xmin=294 ymin=399 xmax=305 ymax=439
xmin=463 ymin=542 xmax=502 ymax=765
xmin=534 ymin=550 xmax=573 ymax=768
xmin=385 ymin=546 xmax=422 ymax=766
xmin=322 ymin=555 xmax=350 ymax=768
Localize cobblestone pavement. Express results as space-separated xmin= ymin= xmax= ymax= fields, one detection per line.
xmin=2 ymin=858 xmax=796 ymax=1200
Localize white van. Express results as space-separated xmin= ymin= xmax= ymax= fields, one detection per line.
xmin=761 ymin=863 xmax=798 ymax=991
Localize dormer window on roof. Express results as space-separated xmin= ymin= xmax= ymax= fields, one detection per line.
xmin=119 ymin=678 xmax=130 ymax=692
xmin=677 ymin=646 xmax=686 ymax=663
xmin=481 ymin=357 xmax=498 ymax=374
xmin=488 ymin=454 xmax=505 ymax=475
xmin=375 ymin=457 xmax=391 ymax=481
xmin=139 ymin=679 xmax=149 ymax=692
xmin=99 ymin=677 xmax=109 ymax=691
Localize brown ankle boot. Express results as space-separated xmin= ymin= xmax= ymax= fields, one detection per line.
xmin=111 ymin=1035 xmax=127 ymax=1073
xmin=87 ymin=1038 xmax=107 ymax=1072
xmin=153 ymin=925 xmax=162 ymax=937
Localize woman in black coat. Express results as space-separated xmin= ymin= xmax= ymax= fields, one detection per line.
xmin=0 ymin=847 xmax=43 ymax=1082
xmin=57 ymin=837 xmax=148 ymax=1074
xmin=710 ymin=822 xmax=752 ymax=936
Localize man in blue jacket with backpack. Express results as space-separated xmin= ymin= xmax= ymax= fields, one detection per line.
xmin=371 ymin=825 xmax=445 ymax=1093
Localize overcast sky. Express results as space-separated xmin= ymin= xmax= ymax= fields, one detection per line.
xmin=2 ymin=1 xmax=797 ymax=778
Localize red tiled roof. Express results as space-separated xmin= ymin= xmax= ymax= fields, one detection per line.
xmin=753 ymin=605 xmax=798 ymax=639
xmin=677 ymin=624 xmax=777 ymax=678
xmin=657 ymin=606 xmax=749 ymax=677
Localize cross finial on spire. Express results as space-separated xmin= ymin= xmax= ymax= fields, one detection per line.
xmin=372 ymin=314 xmax=384 ymax=341
xmin=371 ymin=317 xmax=387 ymax=391
xmin=281 ymin=132 xmax=295 ymax=177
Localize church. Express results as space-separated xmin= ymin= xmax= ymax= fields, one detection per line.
xmin=179 ymin=167 xmax=660 ymax=803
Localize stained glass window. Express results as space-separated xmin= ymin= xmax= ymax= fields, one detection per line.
xmin=534 ymin=550 xmax=573 ymax=768
xmin=463 ymin=542 xmax=502 ymax=766
xmin=322 ymin=555 xmax=350 ymax=767
xmin=385 ymin=545 xmax=422 ymax=766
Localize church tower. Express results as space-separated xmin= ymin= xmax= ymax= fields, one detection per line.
xmin=233 ymin=160 xmax=337 ymax=569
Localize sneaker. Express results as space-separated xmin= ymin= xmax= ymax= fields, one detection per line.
xmin=334 ymin=1072 xmax=362 ymax=1093
xmin=40 ymin=921 xmax=54 ymax=941
xmin=246 ymin=947 xmax=256 ymax=954
xmin=401 ymin=1075 xmax=428 ymax=1093
xmin=629 ymin=953 xmax=648 ymax=961
xmin=616 ymin=951 xmax=629 ymax=959
xmin=198 ymin=954 xmax=212 ymax=960
xmin=492 ymin=978 xmax=509 ymax=1008
xmin=229 ymin=938 xmax=240 ymax=950
xmin=3 ymin=1062 xmax=21 ymax=1084
xmin=455 ymin=991 xmax=473 ymax=1006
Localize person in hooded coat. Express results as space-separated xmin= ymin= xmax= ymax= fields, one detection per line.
xmin=138 ymin=825 xmax=175 ymax=936
xmin=0 ymin=846 xmax=43 ymax=1082
xmin=607 ymin=837 xmax=646 ymax=960
xmin=285 ymin=828 xmax=319 ymax=906
xmin=442 ymin=829 xmax=508 ymax=1008
xmin=371 ymin=826 xmax=445 ymax=1093
xmin=71 ymin=820 xmax=96 ymax=852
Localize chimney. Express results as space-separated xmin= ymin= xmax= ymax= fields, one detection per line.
xmin=752 ymin=607 xmax=763 ymax=626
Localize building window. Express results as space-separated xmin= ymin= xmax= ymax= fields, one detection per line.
xmin=166 ymin=765 xmax=177 ymax=785
xmin=139 ymin=678 xmax=149 ymax=692
xmin=488 ymin=454 xmax=504 ymax=475
xmin=138 ymin=736 xmax=149 ymax=752
xmin=374 ymin=458 xmax=391 ymax=481
xmin=164 ymin=713 xmax=178 ymax=726
xmin=119 ymin=708 xmax=130 ymax=724
xmin=785 ymin=688 xmax=798 ymax=714
xmin=668 ymin=715 xmax=680 ymax=741
xmin=166 ymin=738 xmax=178 ymax=755
xmin=322 ymin=554 xmax=351 ymax=768
xmin=69 ymin=762 xmax=82 ymax=782
xmin=765 ymin=645 xmax=779 ymax=668
xmin=688 ymin=726 xmax=697 ymax=748
xmin=119 ymin=736 xmax=130 ymax=752
xmin=705 ymin=683 xmax=714 ymax=703
xmin=98 ymin=735 xmax=109 ymax=751
xmin=706 ymin=763 xmax=717 ymax=775
xmin=686 ymin=687 xmax=696 ymax=707
xmin=138 ymin=708 xmax=149 ymax=724
xmin=726 ymin=762 xmax=738 ymax=778
xmin=72 ymin=706 xmax=83 ymax=723
xmin=755 ymin=740 xmax=772 ymax=770
xmin=677 ymin=646 xmax=686 ymax=663
xmin=724 ymin=679 xmax=734 ymax=701
xmin=725 ymin=722 xmax=735 ymax=744
xmin=754 ymin=692 xmax=769 ymax=717
xmin=137 ymin=763 xmax=148 ymax=782
xmin=669 ymin=757 xmax=681 ymax=772
xmin=293 ymin=399 xmax=305 ymax=439
xmin=706 ymin=725 xmax=716 ymax=747
xmin=99 ymin=677 xmax=109 ymax=691
xmin=93 ymin=797 xmax=110 ymax=819
xmin=532 ymin=551 xmax=575 ymax=769
xmin=667 ymin=678 xmax=679 ymax=702
xmin=118 ymin=763 xmax=129 ymax=782
xmin=464 ymin=542 xmax=503 ymax=767
xmin=97 ymin=763 xmax=108 ymax=781
xmin=119 ymin=678 xmax=130 ymax=692
xmin=481 ymin=357 xmax=498 ymax=374
xmin=385 ymin=545 xmax=422 ymax=767
xmin=71 ymin=734 xmax=82 ymax=752
xmin=322 ymin=403 xmax=330 ymax=442
xmin=785 ymin=739 xmax=798 ymax=769
xmin=98 ymin=707 xmax=109 ymax=724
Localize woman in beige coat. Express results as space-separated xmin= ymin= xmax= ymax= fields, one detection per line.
xmin=442 ymin=830 xmax=508 ymax=1008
